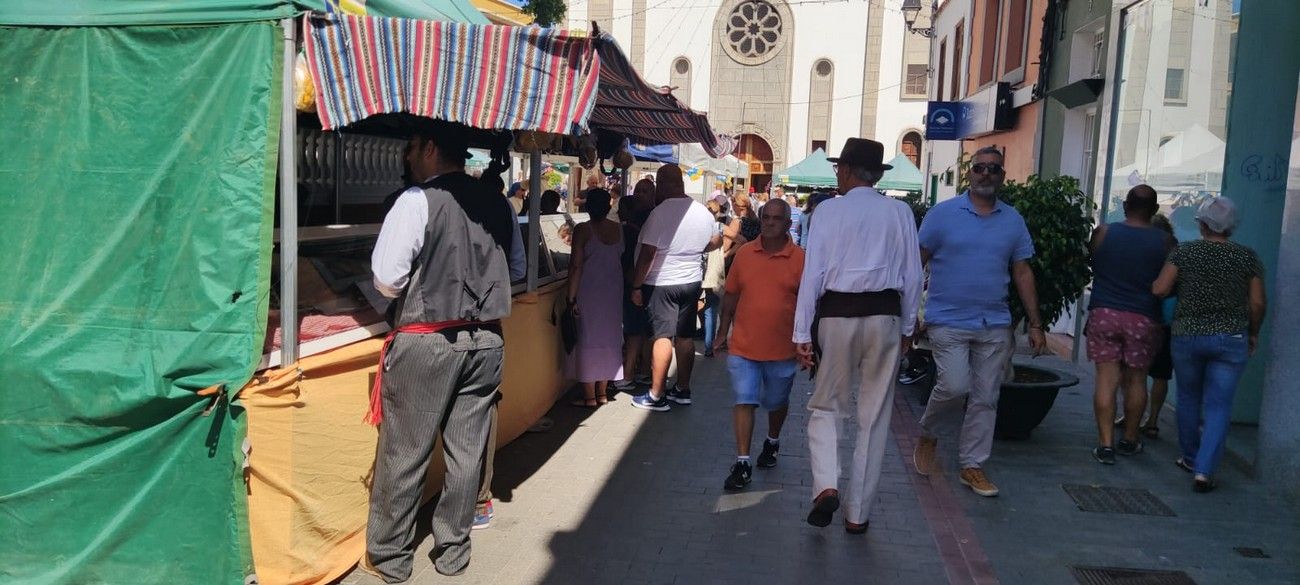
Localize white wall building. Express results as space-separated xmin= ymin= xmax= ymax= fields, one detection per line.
xmin=566 ymin=0 xmax=931 ymax=191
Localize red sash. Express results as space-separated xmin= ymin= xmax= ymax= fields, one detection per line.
xmin=364 ymin=320 xmax=481 ymax=425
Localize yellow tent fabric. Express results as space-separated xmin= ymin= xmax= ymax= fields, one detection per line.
xmin=241 ymin=283 xmax=568 ymax=585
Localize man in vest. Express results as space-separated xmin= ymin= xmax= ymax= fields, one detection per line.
xmin=793 ymin=138 xmax=923 ymax=533
xmin=363 ymin=121 xmax=525 ymax=581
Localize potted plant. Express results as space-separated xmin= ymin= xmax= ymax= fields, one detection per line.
xmin=993 ymin=174 xmax=1094 ymax=439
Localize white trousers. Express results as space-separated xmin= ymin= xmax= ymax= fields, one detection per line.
xmin=807 ymin=315 xmax=902 ymax=524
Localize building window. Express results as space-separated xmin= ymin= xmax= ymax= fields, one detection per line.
xmin=952 ymin=21 xmax=964 ymax=99
xmin=978 ymin=0 xmax=1000 ymax=86
xmin=1002 ymin=0 xmax=1027 ymax=77
xmin=904 ymin=64 xmax=928 ymax=97
xmin=808 ymin=59 xmax=834 ymax=155
xmin=1081 ymin=111 xmax=1097 ymax=193
xmin=723 ymin=0 xmax=786 ymax=65
xmin=815 ymin=58 xmax=833 ymax=77
xmin=901 ymin=131 xmax=923 ymax=169
xmin=811 ymin=140 xmax=827 ymax=152
xmin=937 ymin=39 xmax=947 ymax=100
xmin=670 ymin=57 xmax=692 ymax=106
xmin=1164 ymin=68 xmax=1186 ymax=103
xmin=1090 ymin=29 xmax=1105 ymax=77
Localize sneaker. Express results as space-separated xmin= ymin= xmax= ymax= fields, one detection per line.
xmin=1192 ymin=476 xmax=1217 ymax=493
xmin=1116 ymin=439 xmax=1144 ymax=456
xmin=611 ymin=379 xmax=637 ymax=392
xmin=1092 ymin=446 xmax=1117 ymax=465
xmin=666 ymin=386 xmax=692 ymax=405
xmin=1113 ymin=415 xmax=1126 ymax=427
xmin=472 ymin=501 xmax=494 ymax=530
xmin=631 ymin=392 xmax=671 ymax=412
xmin=958 ymin=467 xmax=999 ymax=497
xmin=756 ymin=440 xmax=779 ymax=468
xmin=723 ymin=461 xmax=752 ymax=491
xmin=913 ymin=436 xmax=937 ymax=477
xmin=1174 ymin=457 xmax=1195 ymax=474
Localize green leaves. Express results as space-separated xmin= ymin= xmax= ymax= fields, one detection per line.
xmin=999 ymin=174 xmax=1095 ymax=326
xmin=522 ymin=0 xmax=567 ymax=26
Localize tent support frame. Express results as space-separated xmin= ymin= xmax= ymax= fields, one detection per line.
xmin=279 ymin=18 xmax=300 ymax=365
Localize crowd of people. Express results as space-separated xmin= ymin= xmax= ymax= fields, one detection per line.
xmin=360 ymin=124 xmax=1267 ymax=580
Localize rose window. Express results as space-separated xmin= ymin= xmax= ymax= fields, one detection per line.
xmin=725 ymin=1 xmax=784 ymax=62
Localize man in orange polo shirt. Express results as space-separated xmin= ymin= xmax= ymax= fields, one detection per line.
xmin=713 ymin=199 xmax=805 ymax=491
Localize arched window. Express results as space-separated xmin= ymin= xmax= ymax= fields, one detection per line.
xmin=807 ymin=59 xmax=834 ymax=154
xmin=670 ymin=57 xmax=692 ymax=107
xmin=900 ymin=131 xmax=923 ymax=169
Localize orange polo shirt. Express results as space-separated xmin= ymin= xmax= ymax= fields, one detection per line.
xmin=724 ymin=238 xmax=805 ymax=361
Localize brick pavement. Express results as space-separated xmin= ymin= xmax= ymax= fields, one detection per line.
xmin=338 ymin=346 xmax=1300 ymax=585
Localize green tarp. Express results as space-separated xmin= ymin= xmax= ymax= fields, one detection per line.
xmin=777 ymin=149 xmax=924 ymax=191
xmin=0 ymin=0 xmax=489 ymax=26
xmin=0 ymin=22 xmax=281 ymax=584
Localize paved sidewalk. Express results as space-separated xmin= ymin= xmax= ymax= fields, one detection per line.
xmin=338 ymin=346 xmax=1300 ymax=585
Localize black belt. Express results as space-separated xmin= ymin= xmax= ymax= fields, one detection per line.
xmin=810 ymin=290 xmax=902 ymax=379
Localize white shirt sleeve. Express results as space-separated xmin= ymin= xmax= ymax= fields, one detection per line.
xmin=793 ymin=207 xmax=829 ymax=344
xmin=898 ymin=204 xmax=923 ymax=337
xmin=508 ymin=213 xmax=526 ymax=282
xmin=371 ymin=188 xmax=427 ymax=299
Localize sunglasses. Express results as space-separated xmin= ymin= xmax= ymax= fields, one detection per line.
xmin=971 ymin=163 xmax=1004 ymax=175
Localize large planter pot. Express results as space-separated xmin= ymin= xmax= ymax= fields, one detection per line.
xmin=994 ymin=363 xmax=1080 ymax=440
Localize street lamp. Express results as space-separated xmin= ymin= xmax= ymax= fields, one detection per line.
xmin=901 ymin=0 xmax=935 ymax=38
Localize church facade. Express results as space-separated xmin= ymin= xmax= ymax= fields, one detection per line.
xmin=566 ymin=0 xmax=932 ymax=190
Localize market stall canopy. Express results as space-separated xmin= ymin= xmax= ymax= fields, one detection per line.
xmin=0 ymin=0 xmax=488 ymax=26
xmin=878 ymin=154 xmax=923 ymax=192
xmin=588 ymin=34 xmax=736 ymax=158
xmin=678 ymin=143 xmax=748 ymax=178
xmin=305 ymin=13 xmax=599 ymax=133
xmin=776 ymin=148 xmax=836 ymax=187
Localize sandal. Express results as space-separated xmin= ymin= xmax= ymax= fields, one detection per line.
xmin=570 ymin=394 xmax=599 ymax=408
xmin=595 ymin=388 xmax=609 ymax=406
xmin=1142 ymin=425 xmax=1159 ymax=440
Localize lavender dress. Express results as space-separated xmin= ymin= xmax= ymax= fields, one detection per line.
xmin=567 ymin=224 xmax=626 ymax=383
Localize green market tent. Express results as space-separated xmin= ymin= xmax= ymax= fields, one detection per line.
xmin=878 ymin=154 xmax=924 ymax=192
xmin=776 ymin=149 xmax=924 ymax=192
xmin=776 ymin=148 xmax=836 ymax=187
xmin=0 ymin=2 xmax=484 ymax=584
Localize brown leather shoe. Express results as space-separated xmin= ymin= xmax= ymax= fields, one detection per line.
xmin=806 ymin=488 xmax=840 ymax=527
xmin=913 ymin=436 xmax=937 ymax=476
xmin=844 ymin=520 xmax=869 ymax=535
xmin=959 ymin=467 xmax=999 ymax=497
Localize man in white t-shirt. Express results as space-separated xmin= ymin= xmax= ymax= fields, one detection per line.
xmin=629 ymin=164 xmax=722 ymax=411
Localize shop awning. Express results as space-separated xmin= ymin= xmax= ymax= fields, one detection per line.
xmin=878 ymin=154 xmax=923 ymax=192
xmin=776 ymin=148 xmax=836 ymax=187
xmin=589 ymin=34 xmax=735 ymax=157
xmin=304 ymin=13 xmax=600 ymax=133
xmin=0 ymin=0 xmax=488 ymax=26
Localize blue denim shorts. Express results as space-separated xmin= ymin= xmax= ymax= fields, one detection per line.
xmin=727 ymin=355 xmax=797 ymax=410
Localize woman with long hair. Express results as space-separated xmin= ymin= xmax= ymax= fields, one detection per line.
xmin=566 ymin=189 xmax=625 ymax=406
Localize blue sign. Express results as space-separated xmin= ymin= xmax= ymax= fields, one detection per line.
xmin=926 ymin=101 xmax=963 ymax=141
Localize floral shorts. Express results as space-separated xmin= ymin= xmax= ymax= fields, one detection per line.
xmin=1086 ymin=308 xmax=1163 ymax=369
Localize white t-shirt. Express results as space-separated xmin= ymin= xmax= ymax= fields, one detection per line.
xmin=638 ymin=197 xmax=716 ymax=286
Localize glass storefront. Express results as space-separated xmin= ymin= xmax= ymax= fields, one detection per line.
xmin=1102 ymin=0 xmax=1238 ymax=243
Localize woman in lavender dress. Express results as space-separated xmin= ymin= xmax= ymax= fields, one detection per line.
xmin=566 ymin=189 xmax=625 ymax=406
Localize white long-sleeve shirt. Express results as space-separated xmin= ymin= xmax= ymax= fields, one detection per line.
xmin=792 ymin=186 xmax=923 ymax=342
xmin=372 ymin=185 xmax=526 ymax=299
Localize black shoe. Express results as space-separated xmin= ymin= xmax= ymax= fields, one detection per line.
xmin=1192 ymin=477 xmax=1217 ymax=493
xmin=723 ymin=461 xmax=752 ymax=491
xmin=1175 ymin=457 xmax=1195 ymax=473
xmin=756 ymin=439 xmax=779 ymax=468
xmin=807 ymin=489 xmax=840 ymax=528
xmin=1116 ymin=439 xmax=1144 ymax=456
xmin=666 ymin=386 xmax=692 ymax=405
xmin=1092 ymin=446 xmax=1116 ymax=465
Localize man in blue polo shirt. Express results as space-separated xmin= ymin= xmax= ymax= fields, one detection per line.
xmin=911 ymin=146 xmax=1046 ymax=498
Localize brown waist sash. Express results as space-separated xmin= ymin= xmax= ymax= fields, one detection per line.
xmin=810 ymin=290 xmax=902 ymax=379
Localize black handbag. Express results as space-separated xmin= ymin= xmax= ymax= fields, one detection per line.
xmin=560 ymin=302 xmax=580 ymax=354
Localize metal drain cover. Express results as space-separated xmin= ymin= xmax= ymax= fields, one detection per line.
xmin=1062 ymin=484 xmax=1176 ymax=516
xmin=1072 ymin=566 xmax=1196 ymax=585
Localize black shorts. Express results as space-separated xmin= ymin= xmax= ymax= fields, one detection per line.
xmin=642 ymin=282 xmax=702 ymax=341
xmin=623 ymin=296 xmax=650 ymax=336
xmin=1148 ymin=325 xmax=1173 ymax=380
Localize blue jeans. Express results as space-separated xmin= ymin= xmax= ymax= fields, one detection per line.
xmin=1171 ymin=333 xmax=1249 ymax=477
xmin=702 ymin=289 xmax=721 ymax=353
xmin=727 ymin=355 xmax=797 ymax=410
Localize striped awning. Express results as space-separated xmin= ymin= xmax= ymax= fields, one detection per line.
xmin=304 ymin=13 xmax=600 ymax=134
xmin=591 ymin=34 xmax=736 ymax=157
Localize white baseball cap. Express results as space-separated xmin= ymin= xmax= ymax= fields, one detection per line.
xmin=1195 ymin=196 xmax=1238 ymax=234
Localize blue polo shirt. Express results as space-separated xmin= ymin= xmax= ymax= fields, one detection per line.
xmin=919 ymin=193 xmax=1035 ymax=330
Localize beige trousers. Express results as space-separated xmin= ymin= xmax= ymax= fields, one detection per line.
xmin=807 ymin=315 xmax=902 ymax=524
xmin=918 ymin=325 xmax=1013 ymax=469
